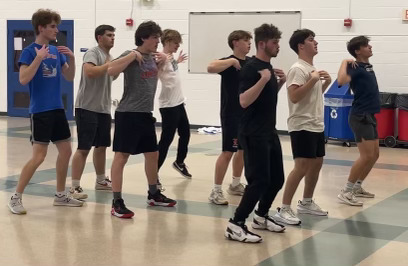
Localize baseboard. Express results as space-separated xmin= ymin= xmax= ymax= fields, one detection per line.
xmin=0 ymin=112 xmax=7 ymax=116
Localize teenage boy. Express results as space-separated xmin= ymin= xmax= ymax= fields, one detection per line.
xmin=224 ymin=24 xmax=286 ymax=243
xmin=274 ymin=29 xmax=331 ymax=226
xmin=337 ymin=36 xmax=380 ymax=206
xmin=157 ymin=29 xmax=191 ymax=183
xmin=108 ymin=21 xmax=177 ymax=219
xmin=8 ymin=9 xmax=83 ymax=215
xmin=69 ymin=25 xmax=117 ymax=200
xmin=207 ymin=30 xmax=252 ymax=205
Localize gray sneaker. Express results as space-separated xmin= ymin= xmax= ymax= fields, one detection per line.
xmin=297 ymin=200 xmax=328 ymax=216
xmin=353 ymin=187 xmax=375 ymax=198
xmin=208 ymin=189 xmax=228 ymax=205
xmin=227 ymin=183 xmax=245 ymax=196
xmin=69 ymin=186 xmax=88 ymax=200
xmin=95 ymin=178 xmax=112 ymax=191
xmin=53 ymin=194 xmax=84 ymax=207
xmin=8 ymin=196 xmax=27 ymax=215
xmin=273 ymin=207 xmax=301 ymax=225
xmin=337 ymin=190 xmax=363 ymax=206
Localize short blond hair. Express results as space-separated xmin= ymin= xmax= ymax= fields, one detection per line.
xmin=161 ymin=29 xmax=182 ymax=45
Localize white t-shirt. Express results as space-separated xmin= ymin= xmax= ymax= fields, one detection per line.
xmin=286 ymin=59 xmax=324 ymax=133
xmin=158 ymin=57 xmax=185 ymax=108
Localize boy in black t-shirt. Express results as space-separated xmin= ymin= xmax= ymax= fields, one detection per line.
xmin=207 ymin=30 xmax=252 ymax=205
xmin=337 ymin=36 xmax=380 ymax=206
xmin=224 ymin=24 xmax=287 ymax=243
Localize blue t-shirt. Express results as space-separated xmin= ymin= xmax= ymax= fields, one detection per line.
xmin=347 ymin=62 xmax=380 ymax=114
xmin=18 ymin=43 xmax=67 ymax=114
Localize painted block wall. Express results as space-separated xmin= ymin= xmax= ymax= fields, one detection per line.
xmin=1 ymin=0 xmax=407 ymax=130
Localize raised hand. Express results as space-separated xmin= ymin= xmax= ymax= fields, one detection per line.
xmin=231 ymin=58 xmax=241 ymax=70
xmin=274 ymin=68 xmax=286 ymax=83
xmin=131 ymin=50 xmax=144 ymax=66
xmin=57 ymin=46 xmax=74 ymax=58
xmin=318 ymin=70 xmax=332 ymax=82
xmin=258 ymin=69 xmax=271 ymax=82
xmin=345 ymin=59 xmax=358 ymax=69
xmin=310 ymin=70 xmax=320 ymax=81
xmin=177 ymin=50 xmax=188 ymax=64
xmin=153 ymin=52 xmax=168 ymax=65
xmin=34 ymin=45 xmax=49 ymax=60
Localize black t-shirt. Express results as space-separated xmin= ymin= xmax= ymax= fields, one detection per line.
xmin=219 ymin=55 xmax=250 ymax=118
xmin=239 ymin=56 xmax=279 ymax=136
xmin=347 ymin=62 xmax=380 ymax=114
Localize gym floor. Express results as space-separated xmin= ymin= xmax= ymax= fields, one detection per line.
xmin=1 ymin=116 xmax=407 ymax=266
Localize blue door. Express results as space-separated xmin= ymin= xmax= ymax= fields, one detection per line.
xmin=7 ymin=20 xmax=74 ymax=119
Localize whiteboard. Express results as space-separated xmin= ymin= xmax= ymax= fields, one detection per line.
xmin=189 ymin=11 xmax=301 ymax=74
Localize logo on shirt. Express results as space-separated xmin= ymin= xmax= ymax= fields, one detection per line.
xmin=365 ymin=65 xmax=374 ymax=72
xmin=42 ymin=62 xmax=57 ymax=78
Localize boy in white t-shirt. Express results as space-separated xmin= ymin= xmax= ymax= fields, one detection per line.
xmin=157 ymin=29 xmax=192 ymax=184
xmin=274 ymin=29 xmax=332 ymax=225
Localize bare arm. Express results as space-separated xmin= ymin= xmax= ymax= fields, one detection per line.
xmin=274 ymin=68 xmax=287 ymax=92
xmin=319 ymin=70 xmax=332 ymax=92
xmin=287 ymin=71 xmax=320 ymax=104
xmin=108 ymin=51 xmax=140 ymax=76
xmin=19 ymin=45 xmax=49 ymax=85
xmin=207 ymin=58 xmax=240 ymax=73
xmin=240 ymin=69 xmax=271 ymax=108
xmin=83 ymin=63 xmax=109 ymax=79
xmin=58 ymin=46 xmax=76 ymax=81
xmin=337 ymin=59 xmax=353 ymax=86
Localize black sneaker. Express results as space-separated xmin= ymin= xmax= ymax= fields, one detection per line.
xmin=147 ymin=191 xmax=177 ymax=207
xmin=111 ymin=199 xmax=134 ymax=219
xmin=172 ymin=161 xmax=192 ymax=178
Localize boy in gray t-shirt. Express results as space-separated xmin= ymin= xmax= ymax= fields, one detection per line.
xmin=107 ymin=21 xmax=177 ymax=219
xmin=69 ymin=25 xmax=116 ymax=201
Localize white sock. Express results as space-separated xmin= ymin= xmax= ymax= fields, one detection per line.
xmin=214 ymin=184 xmax=222 ymax=191
xmin=282 ymin=204 xmax=291 ymax=209
xmin=72 ymin=179 xmax=80 ymax=188
xmin=302 ymin=198 xmax=313 ymax=204
xmin=96 ymin=174 xmax=106 ymax=183
xmin=56 ymin=191 xmax=66 ymax=197
xmin=231 ymin=176 xmax=241 ymax=187
xmin=13 ymin=192 xmax=22 ymax=199
xmin=354 ymin=180 xmax=363 ymax=189
xmin=344 ymin=181 xmax=355 ymax=192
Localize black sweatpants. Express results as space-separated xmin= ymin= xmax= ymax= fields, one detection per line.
xmin=158 ymin=104 xmax=190 ymax=169
xmin=233 ymin=132 xmax=285 ymax=222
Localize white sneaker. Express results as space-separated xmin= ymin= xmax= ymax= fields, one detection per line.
xmin=251 ymin=213 xmax=285 ymax=232
xmin=53 ymin=194 xmax=84 ymax=207
xmin=69 ymin=186 xmax=88 ymax=200
xmin=274 ymin=207 xmax=301 ymax=225
xmin=95 ymin=178 xmax=112 ymax=191
xmin=209 ymin=189 xmax=228 ymax=205
xmin=8 ymin=196 xmax=27 ymax=215
xmin=297 ymin=200 xmax=328 ymax=216
xmin=337 ymin=190 xmax=363 ymax=206
xmin=353 ymin=187 xmax=375 ymax=198
xmin=225 ymin=219 xmax=262 ymax=243
xmin=227 ymin=183 xmax=245 ymax=196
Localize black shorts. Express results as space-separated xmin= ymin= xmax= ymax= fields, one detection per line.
xmin=75 ymin=108 xmax=112 ymax=150
xmin=113 ymin=111 xmax=158 ymax=155
xmin=349 ymin=113 xmax=378 ymax=142
xmin=289 ymin=130 xmax=325 ymax=159
xmin=221 ymin=116 xmax=242 ymax=152
xmin=30 ymin=109 xmax=71 ymax=145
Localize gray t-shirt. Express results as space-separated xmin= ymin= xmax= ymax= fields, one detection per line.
xmin=115 ymin=50 xmax=158 ymax=112
xmin=75 ymin=46 xmax=112 ymax=114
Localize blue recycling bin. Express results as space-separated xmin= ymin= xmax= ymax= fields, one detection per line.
xmin=324 ymin=80 xmax=355 ymax=145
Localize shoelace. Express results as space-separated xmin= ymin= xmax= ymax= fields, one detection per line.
xmin=11 ymin=198 xmax=23 ymax=207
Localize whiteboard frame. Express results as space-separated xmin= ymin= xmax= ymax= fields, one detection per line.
xmin=188 ymin=11 xmax=302 ymax=74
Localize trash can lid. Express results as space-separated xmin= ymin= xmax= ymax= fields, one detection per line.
xmin=324 ymin=80 xmax=354 ymax=99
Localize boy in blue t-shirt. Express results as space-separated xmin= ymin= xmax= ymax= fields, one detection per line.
xmin=337 ymin=36 xmax=380 ymax=206
xmin=8 ymin=9 xmax=83 ymax=215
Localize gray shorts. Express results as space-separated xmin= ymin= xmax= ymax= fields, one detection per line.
xmin=348 ymin=113 xmax=378 ymax=142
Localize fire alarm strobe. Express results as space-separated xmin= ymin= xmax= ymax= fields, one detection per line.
xmin=126 ymin=18 xmax=134 ymax=26
xmin=344 ymin=18 xmax=352 ymax=27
